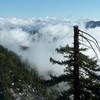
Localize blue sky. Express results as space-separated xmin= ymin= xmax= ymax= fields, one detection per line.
xmin=0 ymin=0 xmax=100 ymax=19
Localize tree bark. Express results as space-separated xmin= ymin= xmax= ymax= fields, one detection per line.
xmin=73 ymin=26 xmax=80 ymax=100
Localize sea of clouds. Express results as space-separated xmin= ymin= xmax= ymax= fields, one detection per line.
xmin=0 ymin=17 xmax=100 ymax=76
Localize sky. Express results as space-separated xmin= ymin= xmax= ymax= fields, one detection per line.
xmin=0 ymin=0 xmax=100 ymax=19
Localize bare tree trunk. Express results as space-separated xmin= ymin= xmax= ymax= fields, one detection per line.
xmin=73 ymin=26 xmax=80 ymax=100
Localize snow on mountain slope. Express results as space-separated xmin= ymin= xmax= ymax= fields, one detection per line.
xmin=0 ymin=17 xmax=100 ymax=76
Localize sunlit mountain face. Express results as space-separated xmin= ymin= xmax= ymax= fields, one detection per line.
xmin=0 ymin=17 xmax=100 ymax=76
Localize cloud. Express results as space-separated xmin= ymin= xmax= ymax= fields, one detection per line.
xmin=0 ymin=17 xmax=99 ymax=76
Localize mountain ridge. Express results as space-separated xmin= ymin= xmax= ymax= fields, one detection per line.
xmin=0 ymin=45 xmax=58 ymax=100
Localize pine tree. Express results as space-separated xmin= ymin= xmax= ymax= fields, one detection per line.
xmin=44 ymin=27 xmax=100 ymax=100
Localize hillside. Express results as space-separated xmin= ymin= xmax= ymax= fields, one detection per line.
xmin=0 ymin=45 xmax=58 ymax=100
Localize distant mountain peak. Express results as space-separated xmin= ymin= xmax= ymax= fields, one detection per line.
xmin=86 ymin=21 xmax=100 ymax=28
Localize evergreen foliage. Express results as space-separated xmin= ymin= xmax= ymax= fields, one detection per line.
xmin=45 ymin=45 xmax=100 ymax=100
xmin=0 ymin=45 xmax=58 ymax=100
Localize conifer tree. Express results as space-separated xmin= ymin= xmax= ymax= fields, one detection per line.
xmin=45 ymin=27 xmax=100 ymax=100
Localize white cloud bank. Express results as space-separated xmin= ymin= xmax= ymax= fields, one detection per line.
xmin=0 ymin=17 xmax=100 ymax=76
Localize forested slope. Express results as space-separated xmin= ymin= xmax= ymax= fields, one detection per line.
xmin=0 ymin=45 xmax=57 ymax=100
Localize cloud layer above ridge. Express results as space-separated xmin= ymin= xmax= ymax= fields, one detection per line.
xmin=0 ymin=17 xmax=100 ymax=76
